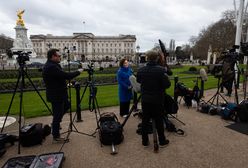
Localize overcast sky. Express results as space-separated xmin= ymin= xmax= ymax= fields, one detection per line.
xmin=0 ymin=0 xmax=234 ymax=51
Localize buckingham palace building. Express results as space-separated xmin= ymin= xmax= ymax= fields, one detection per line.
xmin=30 ymin=33 xmax=136 ymax=62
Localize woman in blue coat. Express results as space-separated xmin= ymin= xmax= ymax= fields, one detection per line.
xmin=117 ymin=58 xmax=133 ymax=117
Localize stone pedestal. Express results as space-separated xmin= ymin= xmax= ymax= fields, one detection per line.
xmin=11 ymin=25 xmax=36 ymax=58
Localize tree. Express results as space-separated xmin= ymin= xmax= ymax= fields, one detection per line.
xmin=190 ymin=10 xmax=236 ymax=60
xmin=0 ymin=34 xmax=13 ymax=58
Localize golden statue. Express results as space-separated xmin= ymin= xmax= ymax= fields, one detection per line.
xmin=16 ymin=9 xmax=25 ymax=26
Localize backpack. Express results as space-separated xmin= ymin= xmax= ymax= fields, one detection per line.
xmin=136 ymin=122 xmax=153 ymax=135
xmin=0 ymin=133 xmax=19 ymax=157
xmin=99 ymin=113 xmax=124 ymax=145
xmin=184 ymin=92 xmax=193 ymax=107
xmin=237 ymin=100 xmax=248 ymax=122
xmin=175 ymin=82 xmax=189 ymax=96
xmin=20 ymin=123 xmax=51 ymax=147
xmin=220 ymin=103 xmax=237 ymax=121
xmin=164 ymin=94 xmax=178 ymax=114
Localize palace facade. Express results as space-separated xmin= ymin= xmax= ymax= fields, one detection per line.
xmin=30 ymin=33 xmax=136 ymax=62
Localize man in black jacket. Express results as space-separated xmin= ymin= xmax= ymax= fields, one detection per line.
xmin=137 ymin=50 xmax=171 ymax=147
xmin=42 ymin=49 xmax=83 ymax=142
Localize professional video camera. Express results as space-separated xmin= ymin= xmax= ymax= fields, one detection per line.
xmin=13 ymin=51 xmax=31 ymax=64
xmin=209 ymin=45 xmax=241 ymax=77
xmin=225 ymin=45 xmax=241 ymax=61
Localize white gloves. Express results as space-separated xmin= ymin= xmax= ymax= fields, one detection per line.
xmin=78 ymin=68 xmax=84 ymax=73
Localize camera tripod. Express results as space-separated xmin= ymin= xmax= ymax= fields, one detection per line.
xmin=121 ymin=93 xmax=185 ymax=127
xmin=207 ymin=76 xmax=228 ymax=106
xmin=1 ymin=53 xmax=51 ymax=154
xmin=79 ymin=66 xmax=101 ymax=137
xmin=59 ymin=55 xmax=95 ymax=151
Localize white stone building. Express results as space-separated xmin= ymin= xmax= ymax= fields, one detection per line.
xmin=30 ymin=33 xmax=136 ymax=62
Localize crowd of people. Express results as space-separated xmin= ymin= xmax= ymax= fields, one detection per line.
xmin=43 ymin=48 xmax=172 ymax=147
xmin=117 ymin=50 xmax=171 ymax=147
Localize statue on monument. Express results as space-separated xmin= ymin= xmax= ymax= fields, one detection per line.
xmin=16 ymin=9 xmax=25 ymax=26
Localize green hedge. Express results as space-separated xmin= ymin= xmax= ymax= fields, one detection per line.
xmin=0 ymin=69 xmax=43 ymax=79
xmin=0 ymin=75 xmax=117 ymax=93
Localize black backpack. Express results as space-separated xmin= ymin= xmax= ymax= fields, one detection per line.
xmin=99 ymin=113 xmax=124 ymax=145
xmin=237 ymin=100 xmax=248 ymax=122
xmin=164 ymin=94 xmax=178 ymax=114
xmin=20 ymin=123 xmax=51 ymax=147
xmin=136 ymin=122 xmax=153 ymax=135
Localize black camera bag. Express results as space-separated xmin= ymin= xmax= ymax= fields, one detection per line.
xmin=0 ymin=134 xmax=7 ymax=157
xmin=99 ymin=113 xmax=123 ymax=145
xmin=20 ymin=123 xmax=43 ymax=147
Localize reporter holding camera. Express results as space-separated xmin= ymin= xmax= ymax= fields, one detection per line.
xmin=117 ymin=58 xmax=133 ymax=118
xmin=137 ymin=50 xmax=171 ymax=147
xmin=42 ymin=49 xmax=83 ymax=143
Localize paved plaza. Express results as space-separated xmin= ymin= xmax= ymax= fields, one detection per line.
xmin=0 ymin=88 xmax=248 ymax=168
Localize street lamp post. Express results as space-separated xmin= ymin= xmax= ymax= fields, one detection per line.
xmin=83 ymin=21 xmax=85 ymax=33
xmin=136 ymin=45 xmax=140 ymax=66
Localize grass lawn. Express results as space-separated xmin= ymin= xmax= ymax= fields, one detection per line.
xmin=0 ymin=64 xmax=243 ymax=118
xmin=0 ymin=77 xmax=218 ymax=118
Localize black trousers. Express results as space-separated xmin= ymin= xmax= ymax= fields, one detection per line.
xmin=51 ymin=100 xmax=70 ymax=138
xmin=141 ymin=102 xmax=166 ymax=144
xmin=119 ymin=101 xmax=130 ymax=116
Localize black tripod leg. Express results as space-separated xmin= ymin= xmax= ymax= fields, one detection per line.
xmin=94 ymin=97 xmax=101 ymax=125
xmin=79 ymin=83 xmax=89 ymax=104
xmin=152 ymin=118 xmax=159 ymax=153
xmin=24 ymin=71 xmax=52 ymax=114
xmin=121 ymin=95 xmax=141 ymax=128
xmin=168 ymin=114 xmax=186 ymax=125
xmin=1 ymin=73 xmax=21 ymax=133
xmin=218 ymin=93 xmax=228 ymax=104
xmin=88 ymin=97 xmax=101 ymax=136
xmin=17 ymin=68 xmax=26 ymax=154
xmin=207 ymin=93 xmax=217 ymax=106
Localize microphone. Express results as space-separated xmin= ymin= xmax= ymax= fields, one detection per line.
xmin=200 ymin=68 xmax=208 ymax=81
xmin=129 ymin=75 xmax=141 ymax=93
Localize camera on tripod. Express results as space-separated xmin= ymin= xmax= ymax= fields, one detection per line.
xmin=209 ymin=45 xmax=241 ymax=78
xmin=85 ymin=62 xmax=94 ymax=75
xmin=13 ymin=51 xmax=31 ymax=64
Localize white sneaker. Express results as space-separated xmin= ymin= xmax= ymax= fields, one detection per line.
xmin=123 ymin=115 xmax=128 ymax=118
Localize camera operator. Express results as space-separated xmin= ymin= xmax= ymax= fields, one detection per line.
xmin=137 ymin=50 xmax=171 ymax=147
xmin=42 ymin=49 xmax=83 ymax=143
xmin=222 ymin=55 xmax=236 ymax=96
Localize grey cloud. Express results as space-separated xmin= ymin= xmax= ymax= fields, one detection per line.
xmin=0 ymin=0 xmax=233 ymax=51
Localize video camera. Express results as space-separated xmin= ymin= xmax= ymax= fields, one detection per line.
xmin=13 ymin=51 xmax=31 ymax=64
xmin=209 ymin=45 xmax=241 ymax=77
xmin=224 ymin=45 xmax=241 ymax=62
